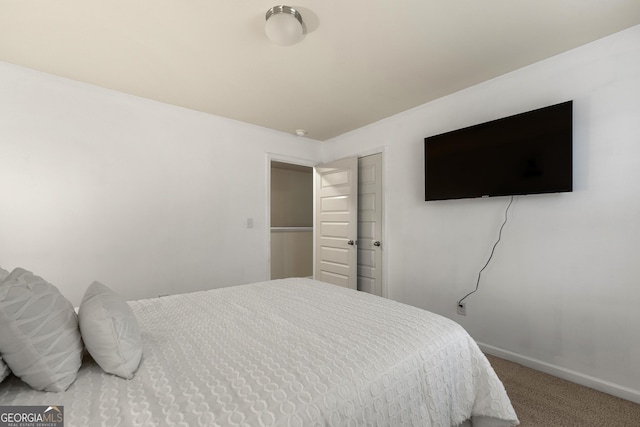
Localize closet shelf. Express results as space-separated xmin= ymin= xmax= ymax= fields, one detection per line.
xmin=271 ymin=227 xmax=313 ymax=232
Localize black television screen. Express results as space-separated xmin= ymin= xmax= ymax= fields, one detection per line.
xmin=424 ymin=101 xmax=573 ymax=201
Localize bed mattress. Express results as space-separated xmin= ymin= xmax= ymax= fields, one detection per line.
xmin=0 ymin=278 xmax=518 ymax=426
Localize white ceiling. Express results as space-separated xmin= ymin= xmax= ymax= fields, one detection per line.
xmin=1 ymin=1 xmax=639 ymax=140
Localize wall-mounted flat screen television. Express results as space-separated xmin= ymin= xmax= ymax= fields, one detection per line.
xmin=424 ymin=100 xmax=573 ymax=201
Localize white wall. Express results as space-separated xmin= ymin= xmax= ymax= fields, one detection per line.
xmin=0 ymin=62 xmax=322 ymax=306
xmin=322 ymin=25 xmax=640 ymax=402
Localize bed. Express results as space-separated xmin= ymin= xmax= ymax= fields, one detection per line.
xmin=0 ymin=277 xmax=518 ymax=426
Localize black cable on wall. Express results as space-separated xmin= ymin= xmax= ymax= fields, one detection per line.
xmin=458 ymin=195 xmax=514 ymax=307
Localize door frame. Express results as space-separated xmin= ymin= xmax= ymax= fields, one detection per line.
xmin=265 ymin=148 xmax=387 ymax=298
xmin=265 ymin=153 xmax=317 ymax=280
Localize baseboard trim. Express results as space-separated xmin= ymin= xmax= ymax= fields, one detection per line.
xmin=478 ymin=342 xmax=640 ymax=405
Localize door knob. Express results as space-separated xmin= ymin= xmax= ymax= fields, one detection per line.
xmin=373 ymin=241 xmax=381 ymax=247
xmin=347 ymin=240 xmax=356 ymax=246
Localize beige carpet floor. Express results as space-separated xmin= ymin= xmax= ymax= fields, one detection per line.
xmin=486 ymin=354 xmax=640 ymax=427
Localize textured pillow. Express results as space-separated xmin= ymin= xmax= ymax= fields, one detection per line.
xmin=78 ymin=281 xmax=142 ymax=379
xmin=0 ymin=355 xmax=9 ymax=383
xmin=0 ymin=268 xmax=11 ymax=383
xmin=0 ymin=268 xmax=83 ymax=391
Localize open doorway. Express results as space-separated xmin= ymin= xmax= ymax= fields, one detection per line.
xmin=268 ymin=153 xmax=384 ymax=296
xmin=270 ymin=161 xmax=313 ymax=279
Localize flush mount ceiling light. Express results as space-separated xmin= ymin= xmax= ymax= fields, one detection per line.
xmin=265 ymin=5 xmax=304 ymax=46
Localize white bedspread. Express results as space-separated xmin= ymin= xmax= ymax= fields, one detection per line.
xmin=0 ymin=278 xmax=518 ymax=426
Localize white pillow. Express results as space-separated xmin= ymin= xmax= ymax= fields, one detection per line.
xmin=1 ymin=266 xmax=12 ymax=383
xmin=78 ymin=281 xmax=142 ymax=379
xmin=0 ymin=355 xmax=9 ymax=383
xmin=0 ymin=268 xmax=83 ymax=391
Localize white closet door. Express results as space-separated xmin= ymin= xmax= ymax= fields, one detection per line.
xmin=314 ymin=157 xmax=358 ymax=289
xmin=357 ymin=153 xmax=383 ymax=296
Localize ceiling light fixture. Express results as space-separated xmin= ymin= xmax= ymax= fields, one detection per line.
xmin=265 ymin=5 xmax=304 ymax=46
